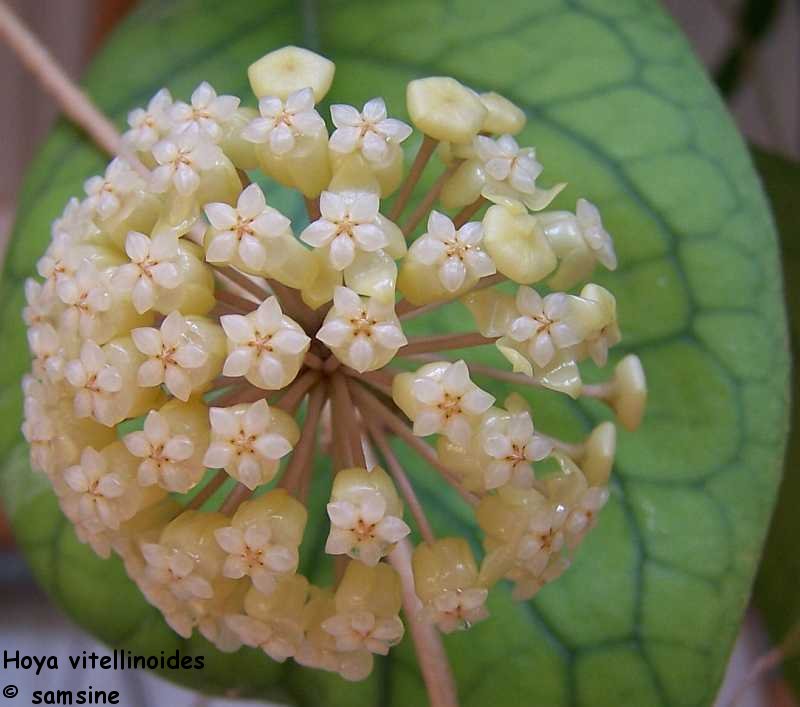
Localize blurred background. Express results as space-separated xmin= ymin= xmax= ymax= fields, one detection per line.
xmin=0 ymin=0 xmax=797 ymax=705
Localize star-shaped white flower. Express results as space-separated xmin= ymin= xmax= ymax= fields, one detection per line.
xmin=224 ymin=613 xmax=304 ymax=663
xmin=506 ymin=287 xmax=583 ymax=369
xmin=203 ymin=183 xmax=291 ymax=271
xmin=408 ymin=211 xmax=496 ymax=292
xmin=316 ymin=286 xmax=407 ymax=372
xmin=23 ymin=278 xmax=58 ymax=328
xmin=214 ymin=523 xmax=298 ymax=594
xmin=64 ymin=340 xmax=123 ymax=426
xmin=141 ymin=542 xmax=214 ymax=600
xmin=575 ymin=198 xmax=617 ymax=271
xmin=321 ymin=610 xmax=404 ymax=656
xmin=329 ymin=98 xmax=412 ymax=164
xmin=474 ymin=134 xmax=564 ymax=211
xmin=150 ymin=128 xmax=224 ymax=196
xmin=325 ymin=487 xmax=410 ymax=566
xmin=62 ymin=447 xmax=132 ymax=530
xmin=300 ymin=190 xmax=389 ymax=271
xmin=425 ymin=588 xmax=489 ymax=634
xmin=408 ymin=360 xmax=495 ymax=446
xmin=112 ymin=231 xmax=182 ymax=314
xmin=241 ymin=87 xmax=325 ymax=155
xmin=56 ymin=261 xmax=111 ymax=340
xmin=516 ymin=504 xmax=568 ymax=577
xmin=220 ymin=297 xmax=310 ymax=390
xmin=132 ymin=311 xmax=209 ymax=401
xmin=203 ymin=400 xmax=293 ymax=489
xmin=480 ymin=409 xmax=552 ymax=489
xmin=123 ymin=410 xmax=201 ymax=492
xmin=564 ymin=486 xmax=609 ymax=547
xmin=83 ymin=157 xmax=144 ymax=220
xmin=27 ymin=323 xmax=66 ymax=383
xmin=37 ymin=233 xmax=80 ymax=297
xmin=123 ymin=88 xmax=174 ymax=151
xmin=169 ymin=81 xmax=240 ymax=142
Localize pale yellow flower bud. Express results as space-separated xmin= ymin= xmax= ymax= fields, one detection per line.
xmin=482 ymin=204 xmax=557 ymax=284
xmin=580 ymin=422 xmax=616 ymax=487
xmin=479 ymin=92 xmax=526 ymax=135
xmin=611 ymin=354 xmax=647 ymax=431
xmin=406 ymin=77 xmax=487 ymax=144
xmin=412 ymin=537 xmax=489 ymax=633
xmin=248 ymin=46 xmax=335 ymax=102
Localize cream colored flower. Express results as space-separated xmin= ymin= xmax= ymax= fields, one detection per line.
xmin=474 ymin=134 xmax=565 ymax=210
xmin=83 ymin=157 xmax=144 ymax=220
xmin=112 ymin=231 xmax=182 ymax=314
xmin=141 ymin=542 xmax=214 ymax=600
xmin=123 ymin=410 xmax=201 ymax=492
xmin=300 ymin=191 xmax=389 ymax=271
xmin=214 ymin=524 xmax=298 ymax=594
xmin=203 ymin=183 xmax=291 ymax=271
xmin=203 ymin=400 xmax=294 ymax=489
xmin=479 ymin=409 xmax=552 ymax=489
xmin=405 ymin=360 xmax=495 ymax=446
xmin=321 ymin=611 xmax=404 ymax=656
xmin=408 ymin=211 xmax=495 ymax=292
xmin=220 ymin=297 xmax=310 ymax=389
xmin=27 ymin=323 xmax=67 ymax=383
xmin=56 ymin=261 xmax=111 ymax=340
xmin=329 ymin=98 xmax=412 ymax=164
xmin=132 ymin=312 xmax=209 ymax=401
xmin=151 ymin=129 xmax=224 ymax=195
xmin=169 ymin=81 xmax=240 ymax=142
xmin=124 ymin=88 xmax=174 ymax=151
xmin=62 ymin=447 xmax=134 ymax=531
xmin=64 ymin=341 xmax=123 ymax=425
xmin=241 ymin=88 xmax=325 ymax=155
xmin=426 ymin=588 xmax=489 ymax=634
xmin=325 ymin=487 xmax=410 ymax=566
xmin=506 ymin=287 xmax=583 ymax=368
xmin=316 ymin=286 xmax=406 ymax=372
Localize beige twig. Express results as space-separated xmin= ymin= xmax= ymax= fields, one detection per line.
xmin=282 ymin=383 xmax=326 ymax=496
xmin=185 ymin=471 xmax=228 ymax=510
xmin=399 ymin=332 xmax=497 ymax=357
xmin=363 ymin=416 xmax=436 ymax=545
xmin=0 ymin=1 xmax=148 ymax=176
xmin=401 ymin=160 xmax=461 ymax=236
xmin=390 ymin=135 xmax=438 ymax=221
xmin=389 ymin=539 xmax=459 ymax=707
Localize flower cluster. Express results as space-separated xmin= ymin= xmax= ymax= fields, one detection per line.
xmin=20 ymin=46 xmax=646 ymax=682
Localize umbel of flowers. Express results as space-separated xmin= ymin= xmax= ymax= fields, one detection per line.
xmin=21 ymin=46 xmax=647 ymax=686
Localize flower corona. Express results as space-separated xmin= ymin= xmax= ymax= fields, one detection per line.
xmin=21 ymin=45 xmax=647 ymax=685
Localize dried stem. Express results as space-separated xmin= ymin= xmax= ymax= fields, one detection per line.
xmin=185 ymin=471 xmax=228 ymax=510
xmin=332 ymin=373 xmax=366 ymax=467
xmin=265 ymin=277 xmax=317 ymax=329
xmin=350 ymin=382 xmax=479 ymax=506
xmin=401 ymin=161 xmax=461 ymax=236
xmin=582 ymin=381 xmax=614 ymax=401
xmin=401 ymin=352 xmax=545 ymax=389
xmin=282 ymin=383 xmax=326 ymax=496
xmin=0 ymin=1 xmax=148 ymax=176
xmin=396 ymin=272 xmax=507 ymax=320
xmin=211 ymin=383 xmax=269 ymax=407
xmin=214 ymin=287 xmax=258 ymax=313
xmin=452 ymin=196 xmax=487 ymax=228
xmin=215 ymin=266 xmax=270 ymax=300
xmin=389 ymin=539 xmax=459 ymax=707
xmin=399 ymin=332 xmax=498 ymax=357
xmin=275 ymin=369 xmax=321 ymax=414
xmin=304 ymin=196 xmax=321 ymax=221
xmin=303 ymin=351 xmax=324 ymax=370
xmin=220 ymin=482 xmax=252 ymax=515
xmin=390 ymin=135 xmax=439 ymax=221
xmin=363 ymin=417 xmax=436 ymax=545
xmin=342 ymin=367 xmax=394 ymax=397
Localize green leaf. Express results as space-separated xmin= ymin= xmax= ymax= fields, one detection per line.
xmin=751 ymin=148 xmax=800 ymax=694
xmin=0 ymin=1 xmax=790 ymax=704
